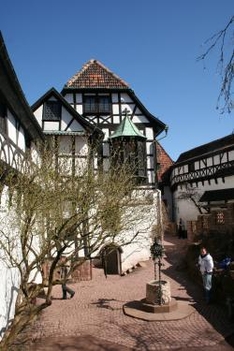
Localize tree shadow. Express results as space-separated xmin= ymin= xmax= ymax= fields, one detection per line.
xmin=162 ymin=235 xmax=234 ymax=348
xmin=0 ymin=270 xmax=19 ymax=338
xmin=26 ymin=335 xmax=132 ymax=351
xmin=90 ymin=298 xmax=119 ymax=310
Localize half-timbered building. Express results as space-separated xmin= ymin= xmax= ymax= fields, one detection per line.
xmin=32 ymin=87 xmax=104 ymax=176
xmin=0 ymin=32 xmax=44 ymax=336
xmin=32 ymin=59 xmax=167 ymax=274
xmin=60 ymin=59 xmax=166 ymax=186
xmin=170 ymin=134 xmax=234 ymax=231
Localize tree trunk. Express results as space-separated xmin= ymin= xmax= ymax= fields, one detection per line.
xmin=0 ymin=300 xmax=51 ymax=351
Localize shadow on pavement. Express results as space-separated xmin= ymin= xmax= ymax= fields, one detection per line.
xmin=28 ymin=335 xmax=132 ymax=351
xmin=163 ymin=234 xmax=234 ymax=350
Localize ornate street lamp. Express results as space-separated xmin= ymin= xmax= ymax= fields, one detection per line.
xmin=150 ymin=237 xmax=165 ymax=305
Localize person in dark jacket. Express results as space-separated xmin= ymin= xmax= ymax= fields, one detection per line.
xmin=60 ymin=257 xmax=75 ymax=299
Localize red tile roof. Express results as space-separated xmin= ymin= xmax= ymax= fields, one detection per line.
xmin=65 ymin=59 xmax=129 ymax=89
xmin=156 ymin=142 xmax=174 ymax=182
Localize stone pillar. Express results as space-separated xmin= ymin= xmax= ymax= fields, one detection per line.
xmin=146 ymin=280 xmax=171 ymax=305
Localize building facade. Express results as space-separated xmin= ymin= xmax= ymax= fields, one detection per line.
xmin=0 ymin=35 xmax=167 ymax=336
xmin=170 ymin=134 xmax=234 ymax=232
xmin=0 ymin=32 xmax=44 ymax=337
xmin=31 ymin=59 xmax=167 ymax=275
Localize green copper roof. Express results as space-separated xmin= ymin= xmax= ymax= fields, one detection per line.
xmin=109 ymin=116 xmax=146 ymax=140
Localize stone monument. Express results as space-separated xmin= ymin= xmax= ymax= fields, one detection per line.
xmin=123 ymin=236 xmax=194 ymax=320
xmin=141 ymin=237 xmax=177 ymax=313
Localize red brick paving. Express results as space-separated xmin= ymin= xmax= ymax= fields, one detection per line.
xmin=26 ymin=235 xmax=234 ymax=350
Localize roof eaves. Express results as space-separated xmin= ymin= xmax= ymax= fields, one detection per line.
xmin=0 ymin=32 xmax=44 ymax=141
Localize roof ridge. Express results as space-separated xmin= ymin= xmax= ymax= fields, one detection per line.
xmin=92 ymin=59 xmax=129 ymax=87
xmin=65 ymin=59 xmax=129 ymax=89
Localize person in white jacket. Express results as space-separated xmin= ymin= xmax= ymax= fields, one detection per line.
xmin=198 ymin=247 xmax=214 ymax=304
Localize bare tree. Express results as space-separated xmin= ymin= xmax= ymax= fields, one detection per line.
xmin=177 ymin=183 xmax=208 ymax=215
xmin=197 ymin=15 xmax=234 ymax=114
xmin=0 ymin=145 xmax=156 ymax=350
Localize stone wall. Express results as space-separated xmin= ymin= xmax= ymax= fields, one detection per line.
xmin=42 ymin=259 xmax=92 ymax=285
xmin=187 ymin=203 xmax=234 ymax=242
xmin=71 ymin=260 xmax=92 ymax=282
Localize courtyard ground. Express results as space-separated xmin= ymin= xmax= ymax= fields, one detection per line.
xmin=22 ymin=233 xmax=234 ymax=351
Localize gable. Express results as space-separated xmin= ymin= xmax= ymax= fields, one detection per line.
xmin=32 ymin=88 xmax=103 ymax=137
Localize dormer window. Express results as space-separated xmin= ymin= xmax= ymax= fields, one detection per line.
xmin=83 ymin=94 xmax=111 ymax=114
xmin=43 ymin=101 xmax=61 ymax=121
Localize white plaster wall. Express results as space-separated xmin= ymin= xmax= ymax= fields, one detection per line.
xmin=112 ymin=93 xmax=118 ymax=103
xmin=113 ymin=115 xmax=120 ymax=124
xmin=112 ymin=104 xmax=120 ymax=115
xmin=64 ymin=94 xmax=74 ymax=104
xmin=75 ymin=94 xmax=82 ymax=104
xmin=59 ymin=136 xmax=73 ymax=154
xmin=44 ymin=121 xmax=59 ymax=131
xmin=132 ymin=114 xmax=148 ymax=123
xmin=7 ymin=111 xmax=17 ymax=145
xmin=0 ymin=119 xmax=26 ymax=168
xmin=131 ymin=115 xmax=146 ymax=123
xmin=0 ymin=186 xmax=21 ymax=337
xmin=33 ymin=106 xmax=43 ymax=127
xmin=120 ymin=190 xmax=161 ymax=272
xmin=75 ymin=105 xmax=83 ymax=114
xmin=61 ymin=107 xmax=84 ymax=132
xmin=145 ymin=127 xmax=154 ymax=140
xmin=18 ymin=126 xmax=25 ymax=152
xmin=120 ymin=103 xmax=133 ymax=114
xmin=162 ymin=186 xmax=173 ymax=221
xmin=75 ymin=137 xmax=88 ymax=156
xmin=173 ymin=174 xmax=234 ymax=227
xmin=229 ymin=150 xmax=234 ymax=161
xmin=0 ymin=265 xmax=20 ymax=339
xmin=119 ymin=93 xmax=133 ymax=103
xmin=102 ymin=128 xmax=109 ymax=141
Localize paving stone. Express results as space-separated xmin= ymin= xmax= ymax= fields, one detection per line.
xmin=25 ymin=234 xmax=234 ymax=350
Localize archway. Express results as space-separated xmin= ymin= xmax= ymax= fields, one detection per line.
xmin=101 ymin=244 xmax=123 ymax=276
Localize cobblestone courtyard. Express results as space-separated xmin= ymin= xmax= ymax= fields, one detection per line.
xmin=25 ymin=234 xmax=234 ymax=350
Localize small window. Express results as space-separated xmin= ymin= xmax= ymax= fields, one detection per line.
xmin=216 ymin=211 xmax=225 ymax=224
xmin=99 ymin=96 xmax=111 ymax=113
xmin=43 ymin=101 xmax=61 ymax=121
xmin=83 ymin=95 xmax=111 ymax=114
xmin=188 ymin=162 xmax=195 ymax=172
xmin=84 ymin=96 xmax=96 ymax=113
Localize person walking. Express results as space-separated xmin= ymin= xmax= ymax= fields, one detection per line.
xmin=60 ymin=257 xmax=75 ymax=299
xmin=198 ymin=247 xmax=214 ymax=304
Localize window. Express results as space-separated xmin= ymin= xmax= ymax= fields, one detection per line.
xmin=188 ymin=162 xmax=195 ymax=172
xmin=0 ymin=102 xmax=6 ymax=134
xmin=202 ymin=216 xmax=209 ymax=229
xmin=43 ymin=101 xmax=61 ymax=121
xmin=99 ymin=96 xmax=111 ymax=113
xmin=111 ymin=138 xmax=147 ymax=182
xmin=216 ymin=211 xmax=225 ymax=224
xmin=83 ymin=95 xmax=111 ymax=114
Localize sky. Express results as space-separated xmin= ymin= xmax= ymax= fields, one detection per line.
xmin=1 ymin=0 xmax=233 ymax=161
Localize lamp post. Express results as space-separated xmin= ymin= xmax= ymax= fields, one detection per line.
xmin=150 ymin=237 xmax=165 ymax=305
